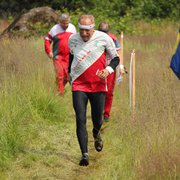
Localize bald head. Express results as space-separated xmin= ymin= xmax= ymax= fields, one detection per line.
xmin=78 ymin=14 xmax=95 ymax=42
xmin=78 ymin=15 xmax=94 ymax=25
xmin=98 ymin=21 xmax=109 ymax=33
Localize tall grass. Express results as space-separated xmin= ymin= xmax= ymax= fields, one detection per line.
xmin=0 ymin=23 xmax=179 ymax=179
xmin=0 ymin=37 xmax=73 ymax=170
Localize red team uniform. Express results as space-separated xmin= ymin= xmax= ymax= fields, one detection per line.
xmin=104 ymin=33 xmax=120 ymax=120
xmin=68 ymin=30 xmax=119 ymax=156
xmin=44 ymin=23 xmax=76 ymax=95
xmin=69 ymin=30 xmax=119 ymax=93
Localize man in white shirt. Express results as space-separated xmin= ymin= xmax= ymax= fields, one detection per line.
xmin=68 ymin=14 xmax=120 ymax=166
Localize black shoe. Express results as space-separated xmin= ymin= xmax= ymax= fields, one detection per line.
xmin=103 ymin=117 xmax=109 ymax=122
xmin=94 ymin=133 xmax=103 ymax=152
xmin=79 ymin=153 xmax=89 ymax=166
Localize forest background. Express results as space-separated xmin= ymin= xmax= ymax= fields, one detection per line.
xmin=0 ymin=0 xmax=180 ymax=35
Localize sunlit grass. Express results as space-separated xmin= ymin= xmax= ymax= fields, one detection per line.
xmin=0 ymin=23 xmax=179 ymax=179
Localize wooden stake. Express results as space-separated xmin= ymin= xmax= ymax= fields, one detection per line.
xmin=132 ymin=49 xmax=136 ymax=116
xmin=120 ymin=31 xmax=124 ymax=65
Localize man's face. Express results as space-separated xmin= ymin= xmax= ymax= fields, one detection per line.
xmin=60 ymin=19 xmax=69 ymax=30
xmin=79 ymin=18 xmax=94 ymax=42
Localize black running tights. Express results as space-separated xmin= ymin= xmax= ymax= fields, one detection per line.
xmin=72 ymin=91 xmax=105 ymax=154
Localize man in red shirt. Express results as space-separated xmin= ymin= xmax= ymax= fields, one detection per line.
xmin=68 ymin=15 xmax=120 ymax=166
xmin=44 ymin=13 xmax=76 ymax=96
xmin=98 ymin=21 xmax=125 ymax=122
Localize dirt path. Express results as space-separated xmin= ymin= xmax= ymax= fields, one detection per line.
xmin=5 ymin=116 xmax=112 ymax=180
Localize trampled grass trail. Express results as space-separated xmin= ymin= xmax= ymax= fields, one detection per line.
xmin=0 ymin=26 xmax=179 ymax=179
xmin=0 ymin=83 xmax=132 ymax=180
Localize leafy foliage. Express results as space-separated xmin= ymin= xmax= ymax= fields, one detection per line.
xmin=0 ymin=0 xmax=179 ymax=20
xmin=0 ymin=0 xmax=179 ymax=37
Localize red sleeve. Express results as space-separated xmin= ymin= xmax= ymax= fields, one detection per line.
xmin=44 ymin=33 xmax=52 ymax=54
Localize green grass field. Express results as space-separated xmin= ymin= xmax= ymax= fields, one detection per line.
xmin=0 ymin=21 xmax=179 ymax=179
